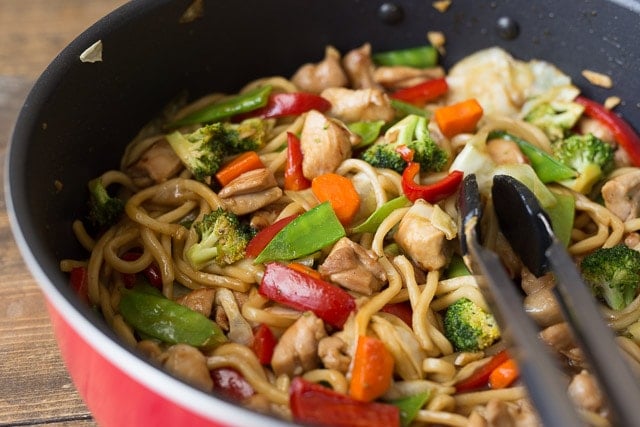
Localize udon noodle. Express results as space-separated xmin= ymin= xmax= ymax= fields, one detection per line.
xmin=60 ymin=43 xmax=640 ymax=426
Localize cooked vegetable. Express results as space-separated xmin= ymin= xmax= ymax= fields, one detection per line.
xmin=87 ymin=177 xmax=124 ymax=228
xmin=70 ymin=266 xmax=89 ymax=304
xmin=211 ymin=368 xmax=255 ymax=401
xmin=186 ymin=208 xmax=255 ymax=269
xmin=390 ymin=99 xmax=430 ymax=118
xmin=390 ymin=77 xmax=448 ymax=106
xmin=223 ymin=117 xmax=273 ymax=154
xmin=311 ymin=173 xmax=361 ymax=225
xmin=352 ymin=195 xmax=411 ymax=234
xmin=166 ymin=124 xmax=227 ymax=181
xmin=215 ymin=150 xmax=264 ymax=186
xmin=372 ymin=45 xmax=438 ymax=68
xmin=349 ymin=335 xmax=394 ymax=402
xmin=455 ymin=349 xmax=510 ymax=392
xmin=524 ymin=100 xmax=584 ymax=142
xmin=488 ymin=357 xmax=519 ymax=389
xmin=245 ymin=214 xmax=299 ymax=258
xmin=580 ymin=244 xmax=640 ymax=310
xmin=361 ymin=114 xmax=448 ymax=174
xmin=553 ymin=133 xmax=614 ymax=194
xmin=402 ymin=163 xmax=463 ymax=203
xmin=259 ymin=262 xmax=356 ymax=329
xmin=391 ymin=391 xmax=430 ymax=427
xmin=253 ymin=202 xmax=345 ymax=263
xmin=119 ymin=284 xmax=227 ymax=348
xmin=434 ymin=98 xmax=484 ymax=139
xmin=246 ymin=92 xmax=331 ymax=119
xmin=443 ymin=297 xmax=501 ymax=352
xmin=252 ymin=323 xmax=277 ymax=365
xmin=284 ymin=132 xmax=311 ymax=191
xmin=348 ymin=120 xmax=385 ymax=147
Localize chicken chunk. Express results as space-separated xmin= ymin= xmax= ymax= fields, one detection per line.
xmin=127 ymin=138 xmax=183 ymax=187
xmin=487 ymin=138 xmax=528 ymax=165
xmin=160 ymin=344 xmax=213 ymax=391
xmin=299 ymin=110 xmax=354 ymax=179
xmin=218 ymin=168 xmax=278 ymax=198
xmin=393 ymin=200 xmax=455 ymax=271
xmin=373 ymin=65 xmax=445 ymax=90
xmin=601 ymin=170 xmax=640 ymax=221
xmin=175 ymin=288 xmax=216 ymax=318
xmin=319 ymin=237 xmax=386 ymax=295
xmin=320 ymin=87 xmax=395 ymax=123
xmin=271 ymin=311 xmax=327 ymax=377
xmin=291 ymin=46 xmax=348 ymax=94
xmin=221 ymin=187 xmax=283 ymax=216
xmin=568 ymin=370 xmax=603 ymax=412
xmin=523 ymin=286 xmax=562 ymax=328
xmin=539 ymin=323 xmax=586 ymax=367
xmin=318 ymin=335 xmax=351 ymax=373
xmin=342 ymin=43 xmax=380 ymax=90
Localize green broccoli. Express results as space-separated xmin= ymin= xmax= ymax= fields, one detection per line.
xmin=360 ymin=114 xmax=448 ymax=174
xmin=553 ymin=133 xmax=614 ymax=194
xmin=224 ymin=117 xmax=273 ymax=154
xmin=443 ymin=298 xmax=501 ymax=352
xmin=524 ymin=101 xmax=584 ymax=142
xmin=186 ymin=208 xmax=255 ymax=269
xmin=87 ymin=177 xmax=124 ymax=228
xmin=580 ymin=244 xmax=640 ymax=310
xmin=166 ymin=124 xmax=227 ymax=182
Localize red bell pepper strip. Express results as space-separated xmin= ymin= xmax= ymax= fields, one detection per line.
xmin=211 ymin=367 xmax=255 ymax=401
xmin=401 ymin=162 xmax=464 ymax=203
xmin=381 ymin=302 xmax=413 ymax=327
xmin=390 ymin=77 xmax=448 ymax=106
xmin=252 ymin=323 xmax=277 ymax=365
xmin=455 ymin=349 xmax=510 ymax=393
xmin=245 ymin=214 xmax=299 ymax=258
xmin=575 ymin=96 xmax=640 ymax=167
xmin=120 ymin=251 xmax=162 ymax=288
xmin=243 ymin=92 xmax=331 ymax=120
xmin=70 ymin=266 xmax=89 ymax=304
xmin=290 ymin=377 xmax=401 ymax=427
xmin=284 ymin=132 xmax=311 ymax=191
xmin=259 ymin=262 xmax=356 ymax=329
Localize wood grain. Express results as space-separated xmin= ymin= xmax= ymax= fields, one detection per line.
xmin=0 ymin=1 xmax=128 ymax=425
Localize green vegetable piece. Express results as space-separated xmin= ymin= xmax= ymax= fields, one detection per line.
xmin=391 ymin=99 xmax=430 ymax=118
xmin=169 ymin=85 xmax=272 ymax=127
xmin=443 ymin=297 xmax=501 ymax=352
xmin=351 ymin=196 xmax=411 ymax=234
xmin=254 ymin=202 xmax=346 ymax=263
xmin=489 ymin=131 xmax=576 ymax=183
xmin=119 ymin=286 xmax=227 ymax=348
xmin=373 ymin=46 xmax=438 ymax=68
xmin=444 ymin=254 xmax=471 ymax=279
xmin=87 ymin=177 xmax=125 ymax=228
xmin=391 ymin=391 xmax=431 ymax=427
xmin=545 ymin=191 xmax=575 ymax=247
xmin=349 ymin=120 xmax=386 ymax=147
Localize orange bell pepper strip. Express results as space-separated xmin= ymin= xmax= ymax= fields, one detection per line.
xmin=349 ymin=335 xmax=394 ymax=402
xmin=434 ymin=98 xmax=484 ymax=138
xmin=215 ymin=151 xmax=264 ymax=186
xmin=284 ymin=132 xmax=311 ymax=191
xmin=311 ymin=173 xmax=361 ymax=225
xmin=488 ymin=358 xmax=519 ymax=389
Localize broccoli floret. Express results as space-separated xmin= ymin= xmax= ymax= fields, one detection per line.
xmin=524 ymin=101 xmax=584 ymax=142
xmin=185 ymin=208 xmax=255 ymax=269
xmin=166 ymin=124 xmax=227 ymax=182
xmin=361 ymin=114 xmax=448 ymax=174
xmin=580 ymin=244 xmax=640 ymax=310
xmin=225 ymin=118 xmax=273 ymax=154
xmin=553 ymin=133 xmax=614 ymax=194
xmin=87 ymin=177 xmax=124 ymax=228
xmin=443 ymin=298 xmax=501 ymax=352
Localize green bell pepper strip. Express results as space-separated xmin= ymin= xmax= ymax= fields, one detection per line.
xmin=391 ymin=99 xmax=430 ymax=119
xmin=254 ymin=202 xmax=346 ymax=263
xmin=391 ymin=391 xmax=431 ymax=427
xmin=488 ymin=130 xmax=576 ymax=183
xmin=351 ymin=195 xmax=411 ymax=234
xmin=372 ymin=45 xmax=438 ymax=68
xmin=349 ymin=120 xmax=386 ymax=148
xmin=119 ymin=284 xmax=227 ymax=348
xmin=168 ymin=85 xmax=272 ymax=128
xmin=545 ymin=191 xmax=575 ymax=247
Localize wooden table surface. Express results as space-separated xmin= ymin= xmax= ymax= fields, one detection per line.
xmin=0 ymin=1 xmax=128 ymax=425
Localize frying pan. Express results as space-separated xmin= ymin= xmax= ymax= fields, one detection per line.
xmin=6 ymin=0 xmax=640 ymax=425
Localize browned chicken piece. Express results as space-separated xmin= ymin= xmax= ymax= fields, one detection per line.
xmin=218 ymin=168 xmax=278 ymax=198
xmin=221 ymin=187 xmax=283 ymax=216
xmin=250 ymin=208 xmax=280 ymax=231
xmin=291 ymin=46 xmax=348 ymax=94
xmin=137 ymin=339 xmax=163 ymax=361
xmin=175 ymin=288 xmax=216 ymax=318
xmin=568 ymin=370 xmax=604 ymax=412
xmin=318 ymin=335 xmax=351 ymax=373
xmin=523 ymin=286 xmax=562 ymax=328
xmin=318 ymin=237 xmax=386 ymax=295
xmin=578 ymin=117 xmax=615 ymax=145
xmin=373 ymin=65 xmax=445 ymax=90
xmin=342 ymin=43 xmax=381 ymax=90
xmin=127 ymin=138 xmax=183 ymax=187
xmin=160 ymin=344 xmax=213 ymax=391
xmin=520 ymin=268 xmax=555 ymax=295
xmin=393 ymin=202 xmax=453 ymax=271
xmin=539 ymin=323 xmax=586 ymax=367
xmin=271 ymin=312 xmax=327 ymax=377
xmin=601 ymin=170 xmax=640 ymax=221
xmin=493 ymin=233 xmax=523 ymax=278
xmin=487 ymin=138 xmax=528 ymax=165
xmin=299 ymin=110 xmax=354 ymax=180
xmin=471 ymin=399 xmax=541 ymax=427
xmin=320 ymin=87 xmax=395 ymax=123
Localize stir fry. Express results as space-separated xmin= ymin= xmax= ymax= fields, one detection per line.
xmin=61 ymin=42 xmax=640 ymax=427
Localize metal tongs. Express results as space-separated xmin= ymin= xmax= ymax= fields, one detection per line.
xmin=457 ymin=174 xmax=640 ymax=426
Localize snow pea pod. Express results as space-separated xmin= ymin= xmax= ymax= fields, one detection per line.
xmin=391 ymin=391 xmax=430 ymax=427
xmin=254 ymin=202 xmax=345 ymax=263
xmin=372 ymin=45 xmax=438 ymax=68
xmin=351 ymin=195 xmax=410 ymax=234
xmin=119 ymin=284 xmax=227 ymax=348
